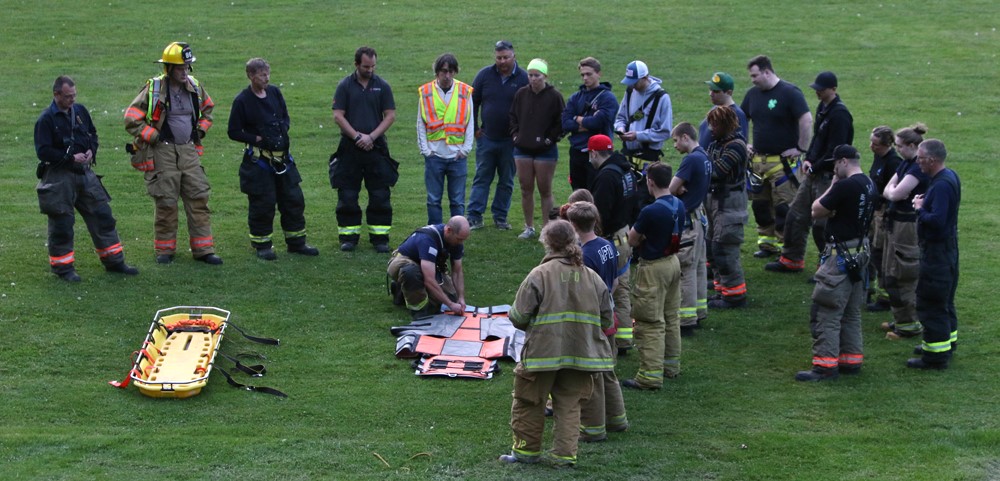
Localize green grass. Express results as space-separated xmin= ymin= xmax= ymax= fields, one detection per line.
xmin=2 ymin=0 xmax=999 ymax=479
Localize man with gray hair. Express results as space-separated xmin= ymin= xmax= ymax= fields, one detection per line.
xmin=229 ymin=57 xmax=318 ymax=260
xmin=908 ymin=139 xmax=960 ymax=370
xmin=467 ymin=40 xmax=528 ymax=231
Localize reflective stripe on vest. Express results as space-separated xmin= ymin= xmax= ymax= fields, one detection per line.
xmin=418 ymin=81 xmax=472 ymax=145
xmin=146 ymin=75 xmax=209 ymax=127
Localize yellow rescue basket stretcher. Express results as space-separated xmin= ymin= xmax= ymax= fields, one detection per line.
xmin=111 ymin=306 xmax=229 ymax=398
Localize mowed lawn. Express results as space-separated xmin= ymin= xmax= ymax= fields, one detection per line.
xmin=1 ymin=1 xmax=998 ymax=480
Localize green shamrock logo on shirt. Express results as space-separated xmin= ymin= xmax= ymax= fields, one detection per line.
xmin=768 ymin=99 xmax=777 ymax=109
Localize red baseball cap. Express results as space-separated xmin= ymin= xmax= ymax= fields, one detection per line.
xmin=583 ymin=134 xmax=614 ymax=152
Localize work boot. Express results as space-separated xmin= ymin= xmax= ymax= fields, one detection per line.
xmin=708 ymin=297 xmax=747 ymax=309
xmin=256 ymin=248 xmax=277 ymax=261
xmin=57 ymin=270 xmax=82 ymax=282
xmin=607 ymin=422 xmax=629 ymax=433
xmin=838 ymin=365 xmax=862 ymax=375
xmin=621 ymin=379 xmax=659 ymax=390
xmin=288 ymin=244 xmax=319 ymax=256
xmin=106 ymin=262 xmax=140 ymax=275
xmin=867 ymin=299 xmax=891 ymax=312
xmin=155 ymin=254 xmax=174 ymax=264
xmin=340 ymin=241 xmax=356 ymax=252
xmin=753 ymin=249 xmax=778 ymax=258
xmin=390 ymin=281 xmax=404 ymax=306
xmin=373 ymin=243 xmax=391 ymax=254
xmin=794 ymin=367 xmax=839 ymax=382
xmin=579 ymin=432 xmax=607 ymax=443
xmin=885 ymin=328 xmax=922 ymax=341
xmin=195 ymin=253 xmax=223 ymax=265
xmin=765 ymin=259 xmax=803 ymax=273
xmin=906 ymin=358 xmax=948 ymax=370
xmin=680 ymin=325 xmax=697 ymax=337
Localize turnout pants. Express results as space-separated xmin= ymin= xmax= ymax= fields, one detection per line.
xmin=579 ymin=368 xmax=628 ymax=439
xmin=631 ymin=255 xmax=682 ymax=388
xmin=331 ymin=137 xmax=393 ymax=245
xmin=868 ymin=208 xmax=890 ymax=302
xmin=809 ymin=242 xmax=866 ymax=370
xmin=678 ymin=208 xmax=708 ymax=326
xmin=708 ymin=186 xmax=748 ymax=301
xmin=387 ymin=254 xmax=456 ymax=313
xmin=239 ymin=158 xmax=308 ymax=250
xmin=882 ymin=217 xmax=922 ymax=334
xmin=750 ymin=156 xmax=797 ymax=252
xmin=915 ymin=238 xmax=959 ymax=365
xmin=509 ymin=365 xmax=595 ymax=465
xmin=608 ymin=227 xmax=634 ymax=350
xmin=146 ymin=141 xmax=214 ymax=257
xmin=780 ymin=173 xmax=832 ymax=267
xmin=37 ymin=168 xmax=126 ymax=273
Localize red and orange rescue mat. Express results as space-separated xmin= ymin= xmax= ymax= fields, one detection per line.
xmin=390 ymin=305 xmax=525 ymax=380
xmin=109 ymin=306 xmax=286 ymax=398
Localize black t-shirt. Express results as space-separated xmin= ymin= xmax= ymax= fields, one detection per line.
xmin=332 ymin=72 xmax=395 ymax=142
xmin=869 ymin=148 xmax=902 ymax=210
xmin=228 ymin=85 xmax=290 ymax=148
xmin=819 ymin=173 xmax=875 ymax=241
xmin=740 ymin=80 xmax=810 ymax=155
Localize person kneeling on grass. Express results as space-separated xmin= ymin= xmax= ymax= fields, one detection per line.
xmin=500 ymin=220 xmax=614 ymax=468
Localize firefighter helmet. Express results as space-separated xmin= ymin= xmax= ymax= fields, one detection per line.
xmin=156 ymin=42 xmax=196 ymax=67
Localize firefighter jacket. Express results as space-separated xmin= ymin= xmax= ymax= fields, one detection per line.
xmin=125 ymin=74 xmax=214 ymax=149
xmin=510 ymin=255 xmax=615 ymax=372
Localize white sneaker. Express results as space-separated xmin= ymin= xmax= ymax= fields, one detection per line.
xmin=518 ymin=226 xmax=536 ymax=239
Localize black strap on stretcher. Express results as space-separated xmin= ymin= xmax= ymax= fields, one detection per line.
xmin=227 ymin=321 xmax=280 ymax=346
xmin=218 ymin=352 xmax=267 ymax=377
xmin=216 ymin=366 xmax=287 ymax=398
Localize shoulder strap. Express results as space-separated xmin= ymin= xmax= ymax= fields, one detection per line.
xmin=643 ymin=89 xmax=666 ymax=131
xmin=416 ymin=226 xmax=445 ymax=252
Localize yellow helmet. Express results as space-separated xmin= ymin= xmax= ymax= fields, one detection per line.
xmin=156 ymin=42 xmax=195 ymax=67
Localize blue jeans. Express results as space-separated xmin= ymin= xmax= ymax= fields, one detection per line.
xmin=424 ymin=154 xmax=467 ymax=225
xmin=467 ymin=136 xmax=514 ymax=223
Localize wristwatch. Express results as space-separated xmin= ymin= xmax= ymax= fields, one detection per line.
xmin=354 ymin=133 xmax=363 ymax=141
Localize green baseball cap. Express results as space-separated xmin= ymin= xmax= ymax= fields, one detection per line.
xmin=706 ymin=72 xmax=734 ymax=91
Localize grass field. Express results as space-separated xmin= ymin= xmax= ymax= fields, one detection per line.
xmin=2 ymin=1 xmax=999 ymax=480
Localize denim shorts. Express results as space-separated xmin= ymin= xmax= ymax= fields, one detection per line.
xmin=513 ymin=144 xmax=559 ymax=162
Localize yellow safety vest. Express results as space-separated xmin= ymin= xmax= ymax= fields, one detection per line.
xmin=419 ymin=81 xmax=472 ymax=145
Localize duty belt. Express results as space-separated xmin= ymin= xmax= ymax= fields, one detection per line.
xmin=886 ymin=211 xmax=917 ymax=222
xmin=752 ymin=153 xmax=794 ymax=163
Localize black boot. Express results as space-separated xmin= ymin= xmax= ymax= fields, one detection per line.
xmin=795 ymin=366 xmax=839 ymax=382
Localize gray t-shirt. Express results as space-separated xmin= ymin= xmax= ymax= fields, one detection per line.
xmin=167 ymin=84 xmax=194 ymax=143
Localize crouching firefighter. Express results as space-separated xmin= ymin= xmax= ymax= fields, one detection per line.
xmin=228 ymin=58 xmax=318 ymax=261
xmin=795 ymin=145 xmax=875 ymax=382
xmin=124 ymin=41 xmax=221 ymax=265
xmin=387 ymin=216 xmax=469 ymax=318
